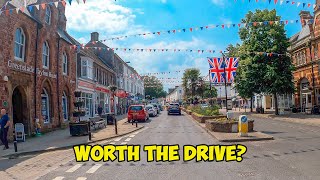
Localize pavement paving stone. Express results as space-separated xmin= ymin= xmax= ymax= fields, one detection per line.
xmin=0 ymin=115 xmax=143 ymax=158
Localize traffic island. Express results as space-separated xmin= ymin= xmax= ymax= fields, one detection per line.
xmin=186 ymin=112 xmax=273 ymax=142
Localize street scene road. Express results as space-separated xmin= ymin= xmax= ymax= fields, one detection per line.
xmin=1 ymin=111 xmax=320 ymax=180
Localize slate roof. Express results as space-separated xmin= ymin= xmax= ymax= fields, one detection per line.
xmin=57 ymin=28 xmax=73 ymax=44
xmin=289 ymin=25 xmax=310 ymax=43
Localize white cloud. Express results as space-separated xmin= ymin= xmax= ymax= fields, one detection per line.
xmin=65 ymin=0 xmax=144 ymax=34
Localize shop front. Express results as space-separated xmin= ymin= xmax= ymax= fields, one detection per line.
xmin=77 ymin=80 xmax=95 ymax=119
xmin=95 ymin=86 xmax=111 ymax=114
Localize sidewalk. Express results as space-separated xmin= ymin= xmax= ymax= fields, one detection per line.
xmin=0 ymin=114 xmax=143 ymax=158
xmin=220 ymin=108 xmax=320 ymax=127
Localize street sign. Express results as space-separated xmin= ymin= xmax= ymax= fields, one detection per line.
xmin=227 ymin=99 xmax=232 ymax=110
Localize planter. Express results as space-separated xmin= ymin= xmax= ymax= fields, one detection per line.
xmin=69 ymin=122 xmax=89 ymax=136
xmin=186 ymin=110 xmax=192 ymax=115
xmin=191 ymin=113 xmax=226 ymax=123
xmin=73 ymin=111 xmax=86 ymax=117
xmin=74 ymin=91 xmax=82 ymax=97
xmin=205 ymin=119 xmax=254 ymax=133
xmin=74 ymin=101 xmax=84 ymax=107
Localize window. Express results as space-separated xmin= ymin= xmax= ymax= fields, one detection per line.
xmin=318 ymin=62 xmax=320 ymax=75
xmin=42 ymin=41 xmax=49 ymax=69
xmin=62 ymin=92 xmax=68 ymax=121
xmin=14 ymin=28 xmax=25 ymax=61
xmin=41 ymin=89 xmax=50 ymax=124
xmin=62 ymin=53 xmax=68 ymax=75
xmin=315 ymin=44 xmax=318 ymax=59
xmin=45 ymin=6 xmax=51 ymax=24
xmin=81 ymin=58 xmax=93 ymax=79
xmin=79 ymin=93 xmax=93 ymax=117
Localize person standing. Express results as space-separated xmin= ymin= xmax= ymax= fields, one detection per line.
xmin=97 ymin=105 xmax=103 ymax=117
xmin=0 ymin=109 xmax=10 ymax=150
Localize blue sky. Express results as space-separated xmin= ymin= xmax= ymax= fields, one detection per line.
xmin=65 ymin=0 xmax=311 ymax=90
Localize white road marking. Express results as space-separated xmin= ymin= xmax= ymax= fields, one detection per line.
xmin=66 ymin=164 xmax=83 ymax=173
xmin=52 ymin=177 xmax=65 ymax=180
xmin=129 ymin=135 xmax=135 ymax=138
xmin=120 ymin=142 xmax=128 ymax=145
xmin=76 ymin=177 xmax=87 ymax=180
xmin=113 ymin=137 xmax=122 ymax=142
xmin=86 ymin=164 xmax=103 ymax=174
xmin=125 ymin=138 xmax=132 ymax=142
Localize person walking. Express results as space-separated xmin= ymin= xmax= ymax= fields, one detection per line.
xmin=0 ymin=109 xmax=10 ymax=150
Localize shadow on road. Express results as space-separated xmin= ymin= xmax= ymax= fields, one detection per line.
xmin=260 ymin=131 xmax=285 ymax=135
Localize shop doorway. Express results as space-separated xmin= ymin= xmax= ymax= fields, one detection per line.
xmin=12 ymin=86 xmax=29 ymax=134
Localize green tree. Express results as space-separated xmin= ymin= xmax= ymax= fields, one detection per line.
xmin=182 ymin=68 xmax=201 ymax=101
xmin=203 ymin=83 xmax=218 ymax=99
xmin=143 ymin=76 xmax=167 ymax=98
xmin=235 ymin=9 xmax=295 ymax=115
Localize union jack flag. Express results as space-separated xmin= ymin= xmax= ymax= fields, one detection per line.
xmin=208 ymin=57 xmax=239 ymax=84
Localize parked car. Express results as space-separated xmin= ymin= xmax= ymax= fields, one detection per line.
xmin=168 ymin=104 xmax=181 ymax=115
xmin=201 ymin=103 xmax=209 ymax=108
xmin=145 ymin=105 xmax=157 ymax=117
xmin=127 ymin=105 xmax=149 ymax=122
xmin=151 ymin=103 xmax=160 ymax=114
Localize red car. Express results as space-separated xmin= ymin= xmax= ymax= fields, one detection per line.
xmin=127 ymin=105 xmax=149 ymax=122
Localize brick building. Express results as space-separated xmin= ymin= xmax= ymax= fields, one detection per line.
xmin=0 ymin=0 xmax=76 ymax=136
xmin=288 ymin=6 xmax=320 ymax=111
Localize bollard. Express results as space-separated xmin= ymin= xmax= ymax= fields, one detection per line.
xmin=132 ymin=120 xmax=134 ymax=125
xmin=238 ymin=115 xmax=248 ymax=137
xmin=88 ymin=122 xmax=91 ymax=141
xmin=13 ymin=130 xmax=17 ymax=152
xmin=135 ymin=120 xmax=138 ymax=128
xmin=115 ymin=118 xmax=118 ymax=135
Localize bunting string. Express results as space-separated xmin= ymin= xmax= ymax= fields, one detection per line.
xmin=71 ymin=45 xmax=288 ymax=57
xmin=86 ymin=19 xmax=315 ymax=42
xmin=236 ymin=0 xmax=318 ymax=9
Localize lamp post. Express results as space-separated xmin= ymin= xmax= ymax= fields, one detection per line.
xmin=108 ymin=85 xmax=118 ymax=134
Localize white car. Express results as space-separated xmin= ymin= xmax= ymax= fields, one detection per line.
xmin=145 ymin=105 xmax=157 ymax=117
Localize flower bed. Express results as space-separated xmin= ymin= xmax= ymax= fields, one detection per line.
xmin=205 ymin=118 xmax=254 ymax=133
xmin=191 ymin=113 xmax=226 ymax=123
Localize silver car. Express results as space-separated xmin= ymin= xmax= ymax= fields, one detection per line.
xmin=146 ymin=105 xmax=158 ymax=117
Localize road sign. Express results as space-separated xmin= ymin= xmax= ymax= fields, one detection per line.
xmin=238 ymin=115 xmax=248 ymax=137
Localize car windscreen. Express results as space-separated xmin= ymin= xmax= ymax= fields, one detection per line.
xmin=145 ymin=106 xmax=152 ymax=110
xmin=130 ymin=106 xmax=143 ymax=111
xmin=170 ymin=105 xmax=179 ymax=108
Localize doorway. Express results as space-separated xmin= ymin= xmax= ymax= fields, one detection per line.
xmin=12 ymin=87 xmax=29 ymax=134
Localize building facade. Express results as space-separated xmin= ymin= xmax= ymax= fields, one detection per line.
xmin=166 ymin=85 xmax=184 ymax=103
xmin=288 ymin=8 xmax=320 ymax=111
xmin=0 ymin=0 xmax=76 ymax=135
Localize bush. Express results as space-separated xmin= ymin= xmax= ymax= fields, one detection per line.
xmin=189 ymin=105 xmax=220 ymax=116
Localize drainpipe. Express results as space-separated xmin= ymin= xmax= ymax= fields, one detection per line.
xmin=57 ymin=38 xmax=61 ymax=127
xmin=33 ymin=22 xmax=41 ymax=135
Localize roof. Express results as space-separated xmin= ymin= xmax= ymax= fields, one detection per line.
xmin=57 ymin=29 xmax=73 ymax=44
xmin=6 ymin=0 xmax=42 ymax=24
xmin=289 ymin=25 xmax=310 ymax=43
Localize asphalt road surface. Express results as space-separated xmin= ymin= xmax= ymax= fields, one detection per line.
xmin=1 ymin=111 xmax=320 ymax=180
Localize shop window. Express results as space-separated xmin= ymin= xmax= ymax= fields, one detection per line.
xmin=41 ymin=88 xmax=50 ymax=124
xmin=62 ymin=92 xmax=68 ymax=121
xmin=42 ymin=41 xmax=50 ymax=69
xmin=315 ymin=44 xmax=318 ymax=59
xmin=14 ymin=28 xmax=26 ymax=61
xmin=45 ymin=6 xmax=51 ymax=25
xmin=62 ymin=53 xmax=68 ymax=75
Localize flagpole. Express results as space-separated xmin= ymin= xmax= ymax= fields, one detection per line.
xmin=222 ymin=53 xmax=228 ymax=113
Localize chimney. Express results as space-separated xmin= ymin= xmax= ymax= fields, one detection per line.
xmin=91 ymin=32 xmax=99 ymax=42
xmin=299 ymin=11 xmax=312 ymax=27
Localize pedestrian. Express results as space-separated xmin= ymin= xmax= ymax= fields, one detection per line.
xmin=97 ymin=105 xmax=103 ymax=117
xmin=0 ymin=109 xmax=10 ymax=150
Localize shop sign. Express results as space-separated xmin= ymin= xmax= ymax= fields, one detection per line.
xmin=8 ymin=60 xmax=57 ymax=79
xmin=78 ymin=80 xmax=94 ymax=90
xmin=96 ymin=87 xmax=110 ymax=94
